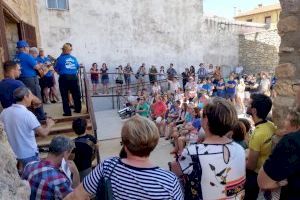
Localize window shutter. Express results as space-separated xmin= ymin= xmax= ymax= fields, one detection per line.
xmin=20 ymin=21 xmax=37 ymax=47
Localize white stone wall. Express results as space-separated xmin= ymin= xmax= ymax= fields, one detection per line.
xmin=37 ymin=0 xmax=242 ymax=73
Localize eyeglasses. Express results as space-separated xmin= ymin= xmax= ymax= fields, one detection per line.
xmin=292 ymin=84 xmax=300 ymax=93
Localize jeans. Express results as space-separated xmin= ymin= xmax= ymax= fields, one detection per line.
xmin=17 ymin=153 xmax=40 ymax=175
xmin=19 ymin=77 xmax=46 ymax=120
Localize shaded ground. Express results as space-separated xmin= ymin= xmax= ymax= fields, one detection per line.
xmin=96 ymin=109 xmax=174 ymax=169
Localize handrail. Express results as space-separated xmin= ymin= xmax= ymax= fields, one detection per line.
xmin=82 ymin=66 xmax=100 ymax=163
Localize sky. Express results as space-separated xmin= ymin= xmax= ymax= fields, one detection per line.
xmin=203 ymin=0 xmax=280 ymax=19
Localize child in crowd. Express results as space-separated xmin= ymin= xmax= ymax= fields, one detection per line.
xmin=231 ymin=119 xmax=250 ymax=149
xmin=72 ymin=118 xmax=97 ymax=181
xmin=216 ymin=78 xmax=226 ymax=98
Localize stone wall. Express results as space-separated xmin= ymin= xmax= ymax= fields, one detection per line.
xmin=0 ymin=122 xmax=30 ymax=200
xmin=36 ymin=0 xmax=249 ymax=73
xmin=239 ymin=29 xmax=281 ymax=74
xmin=2 ymin=0 xmax=40 ymax=45
xmin=273 ymin=0 xmax=300 ymax=127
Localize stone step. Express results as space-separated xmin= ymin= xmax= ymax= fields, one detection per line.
xmin=37 ymin=131 xmax=96 ymax=148
xmin=46 ymin=120 xmax=92 ymax=135
xmin=52 ymin=114 xmax=90 ymax=123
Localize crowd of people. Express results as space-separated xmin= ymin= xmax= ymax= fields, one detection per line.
xmin=0 ymin=39 xmax=299 ymax=200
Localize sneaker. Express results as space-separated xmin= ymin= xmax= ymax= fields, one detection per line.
xmin=51 ymin=100 xmax=57 ymax=103
xmin=63 ymin=113 xmax=72 ymax=116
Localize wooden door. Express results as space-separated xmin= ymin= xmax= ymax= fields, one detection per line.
xmin=19 ymin=21 xmax=37 ymax=47
xmin=0 ymin=1 xmax=9 ymax=62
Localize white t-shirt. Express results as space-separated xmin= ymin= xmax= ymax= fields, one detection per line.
xmin=169 ymin=81 xmax=180 ymax=93
xmin=235 ymin=66 xmax=243 ymax=74
xmin=152 ymin=85 xmax=161 ymax=94
xmin=180 ymin=142 xmax=246 ymax=200
xmin=0 ymin=104 xmax=40 ymax=159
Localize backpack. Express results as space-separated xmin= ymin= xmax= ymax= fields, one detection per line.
xmin=96 ymin=158 xmax=119 ymax=200
xmin=183 ymin=145 xmax=203 ymax=200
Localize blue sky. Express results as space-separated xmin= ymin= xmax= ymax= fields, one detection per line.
xmin=203 ymin=0 xmax=279 ymax=19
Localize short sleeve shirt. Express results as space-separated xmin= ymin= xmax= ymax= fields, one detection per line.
xmin=0 ymin=78 xmax=25 ymax=108
xmin=55 ymin=54 xmax=79 ymax=75
xmin=152 ymin=101 xmax=167 ymax=117
xmin=15 ymin=52 xmax=37 ymax=77
xmin=180 ymin=142 xmax=246 ymax=199
xmin=73 ymin=134 xmax=97 ymax=171
xmin=263 ymin=130 xmax=300 ymax=200
xmin=83 ymin=157 xmax=183 ymax=199
xmin=248 ymin=121 xmax=277 ymax=172
xmin=226 ymin=80 xmax=237 ymax=93
xmin=22 ymin=160 xmax=73 ymax=199
xmin=0 ymin=104 xmax=40 ymax=159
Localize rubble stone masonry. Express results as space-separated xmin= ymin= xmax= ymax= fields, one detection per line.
xmin=239 ymin=29 xmax=281 ymax=74
xmin=273 ymin=0 xmax=300 ymax=127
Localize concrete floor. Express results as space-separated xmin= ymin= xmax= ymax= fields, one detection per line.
xmin=96 ymin=109 xmax=174 ymax=169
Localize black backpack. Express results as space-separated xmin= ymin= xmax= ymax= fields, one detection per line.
xmin=96 ymin=158 xmax=119 ymax=200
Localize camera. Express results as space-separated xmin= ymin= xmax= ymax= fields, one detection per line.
xmin=118 ymin=106 xmax=135 ymax=119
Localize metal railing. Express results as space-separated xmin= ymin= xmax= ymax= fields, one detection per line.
xmin=82 ymin=67 xmax=100 ymax=163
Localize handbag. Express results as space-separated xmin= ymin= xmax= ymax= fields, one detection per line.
xmin=96 ymin=158 xmax=119 ymax=200
xmin=183 ymin=146 xmax=203 ymax=200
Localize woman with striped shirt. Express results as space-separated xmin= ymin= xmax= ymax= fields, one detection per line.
xmin=64 ymin=116 xmax=183 ymax=200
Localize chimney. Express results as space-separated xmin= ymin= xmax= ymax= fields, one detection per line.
xmin=258 ymin=4 xmax=263 ymax=8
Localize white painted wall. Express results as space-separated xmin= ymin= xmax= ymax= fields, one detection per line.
xmin=37 ymin=0 xmax=241 ymax=73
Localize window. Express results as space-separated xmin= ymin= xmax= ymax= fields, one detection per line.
xmin=265 ymin=16 xmax=271 ymax=24
xmin=47 ymin=0 xmax=69 ymax=10
xmin=246 ymin=19 xmax=252 ymax=22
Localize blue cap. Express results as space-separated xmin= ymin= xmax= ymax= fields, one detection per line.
xmin=16 ymin=40 xmax=29 ymax=48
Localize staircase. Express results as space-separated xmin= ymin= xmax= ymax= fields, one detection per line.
xmin=36 ymin=104 xmax=94 ymax=153
xmin=36 ymin=67 xmax=99 ymax=163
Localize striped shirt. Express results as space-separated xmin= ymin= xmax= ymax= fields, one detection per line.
xmin=83 ymin=157 xmax=183 ymax=200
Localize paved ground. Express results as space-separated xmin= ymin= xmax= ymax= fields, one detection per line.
xmin=96 ymin=109 xmax=174 ymax=169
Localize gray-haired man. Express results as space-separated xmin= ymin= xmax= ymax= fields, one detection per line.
xmin=22 ymin=136 xmax=80 ymax=199
xmin=0 ymin=87 xmax=55 ymax=172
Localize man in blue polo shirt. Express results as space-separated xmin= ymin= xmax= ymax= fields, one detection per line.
xmin=0 ymin=60 xmax=43 ymax=110
xmin=0 ymin=61 xmax=24 ymax=108
xmin=55 ymin=43 xmax=81 ymax=116
xmin=14 ymin=40 xmax=46 ymax=120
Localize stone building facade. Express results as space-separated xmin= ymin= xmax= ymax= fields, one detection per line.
xmin=273 ymin=0 xmax=300 ymax=127
xmin=36 ymin=0 xmax=264 ymax=73
xmin=0 ymin=0 xmax=40 ymax=78
xmin=239 ymin=29 xmax=281 ymax=74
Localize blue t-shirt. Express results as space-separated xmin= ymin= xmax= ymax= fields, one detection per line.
xmin=36 ymin=56 xmax=53 ymax=77
xmin=0 ymin=78 xmax=25 ymax=108
xmin=192 ymin=118 xmax=201 ymax=130
xmin=227 ymin=80 xmax=237 ymax=93
xmin=14 ymin=52 xmax=37 ymax=78
xmin=217 ymin=82 xmax=225 ymax=92
xmin=185 ymin=112 xmax=193 ymax=123
xmin=202 ymin=83 xmax=212 ymax=92
xmin=55 ymin=54 xmax=79 ymax=75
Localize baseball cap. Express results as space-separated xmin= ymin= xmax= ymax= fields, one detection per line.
xmin=16 ymin=40 xmax=29 ymax=48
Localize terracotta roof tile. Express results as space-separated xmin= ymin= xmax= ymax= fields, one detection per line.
xmin=235 ymin=4 xmax=281 ymax=18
